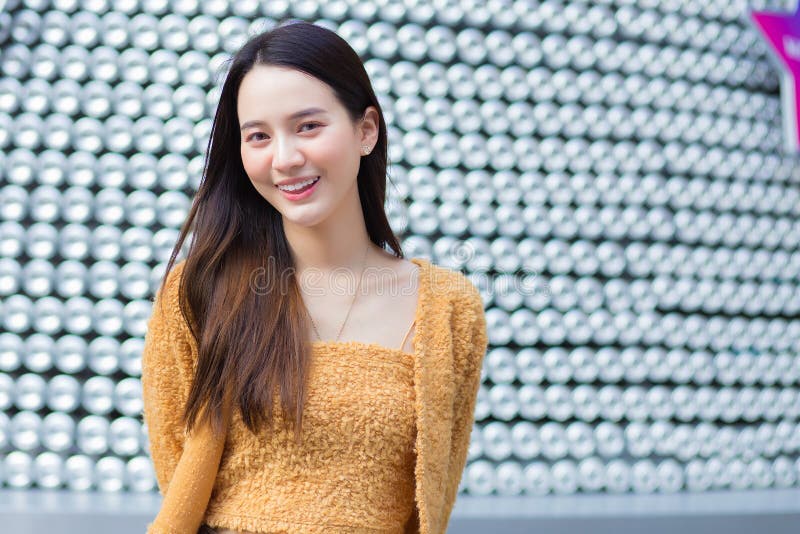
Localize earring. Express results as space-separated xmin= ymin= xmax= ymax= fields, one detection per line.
xmin=362 ymin=145 xmax=371 ymax=155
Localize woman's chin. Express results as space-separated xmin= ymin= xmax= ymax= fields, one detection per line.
xmin=279 ymin=206 xmax=329 ymax=228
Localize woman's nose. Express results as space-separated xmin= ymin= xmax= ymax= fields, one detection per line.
xmin=271 ymin=138 xmax=304 ymax=173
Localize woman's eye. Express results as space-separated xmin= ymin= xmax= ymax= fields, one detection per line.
xmin=247 ymin=132 xmax=268 ymax=142
xmin=299 ymin=122 xmax=321 ymax=132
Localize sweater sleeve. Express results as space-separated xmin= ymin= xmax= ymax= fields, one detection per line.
xmin=441 ymin=278 xmax=488 ymax=525
xmin=141 ymin=262 xmax=228 ymax=533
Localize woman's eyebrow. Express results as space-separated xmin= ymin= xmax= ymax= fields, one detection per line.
xmin=239 ymin=107 xmax=327 ymax=131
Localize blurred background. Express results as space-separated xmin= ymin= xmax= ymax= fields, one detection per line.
xmin=0 ymin=0 xmax=799 ymax=532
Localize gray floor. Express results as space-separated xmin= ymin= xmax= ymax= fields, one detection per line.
xmin=1 ymin=489 xmax=799 ymax=533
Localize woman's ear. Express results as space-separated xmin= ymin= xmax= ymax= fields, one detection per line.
xmin=358 ymin=106 xmax=380 ymax=152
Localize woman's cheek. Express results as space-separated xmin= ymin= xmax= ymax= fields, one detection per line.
xmin=241 ymin=148 xmax=270 ymax=182
xmin=312 ymin=135 xmax=356 ymax=173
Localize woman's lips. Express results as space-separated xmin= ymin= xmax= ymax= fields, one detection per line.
xmin=277 ymin=176 xmax=320 ymax=200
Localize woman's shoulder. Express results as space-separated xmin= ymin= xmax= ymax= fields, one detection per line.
xmin=414 ymin=259 xmax=487 ymax=369
xmin=150 ymin=259 xmax=193 ymax=331
xmin=163 ymin=259 xmax=188 ymax=290
xmin=153 ymin=259 xmax=194 ymax=307
xmin=412 ymin=257 xmax=484 ymax=316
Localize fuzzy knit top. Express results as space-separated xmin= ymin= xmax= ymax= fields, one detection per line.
xmin=141 ymin=257 xmax=488 ymax=534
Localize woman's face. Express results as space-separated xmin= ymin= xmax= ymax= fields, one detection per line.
xmin=237 ymin=64 xmax=377 ymax=228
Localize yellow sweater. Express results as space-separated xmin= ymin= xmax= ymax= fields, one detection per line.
xmin=142 ymin=257 xmax=488 ymax=534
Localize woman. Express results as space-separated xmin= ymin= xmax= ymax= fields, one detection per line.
xmin=141 ymin=20 xmax=487 ymax=534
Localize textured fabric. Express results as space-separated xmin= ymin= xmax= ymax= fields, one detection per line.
xmin=142 ymin=256 xmax=488 ymax=534
xmin=205 ymin=343 xmax=416 ymax=533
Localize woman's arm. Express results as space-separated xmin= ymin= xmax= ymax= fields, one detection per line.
xmin=142 ymin=262 xmax=229 ymax=533
xmin=146 ymin=414 xmax=228 ymax=534
xmin=441 ymin=281 xmax=489 ymax=524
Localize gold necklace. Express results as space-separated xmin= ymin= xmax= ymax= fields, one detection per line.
xmin=306 ymin=243 xmax=370 ymax=342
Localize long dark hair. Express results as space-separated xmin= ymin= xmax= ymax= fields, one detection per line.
xmin=158 ymin=20 xmax=402 ymax=442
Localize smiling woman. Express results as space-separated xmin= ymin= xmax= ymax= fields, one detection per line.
xmin=141 ymin=20 xmax=487 ymax=534
xmin=237 ymin=65 xmax=377 ymax=220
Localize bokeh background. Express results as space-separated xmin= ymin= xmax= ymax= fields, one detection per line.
xmin=0 ymin=0 xmax=799 ymax=532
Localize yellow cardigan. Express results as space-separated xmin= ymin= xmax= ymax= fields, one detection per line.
xmin=142 ymin=257 xmax=488 ymax=534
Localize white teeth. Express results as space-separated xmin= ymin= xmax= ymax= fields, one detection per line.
xmin=278 ymin=177 xmax=318 ymax=192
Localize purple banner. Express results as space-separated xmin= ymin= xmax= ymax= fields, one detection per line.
xmin=751 ymin=2 xmax=800 ymax=150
